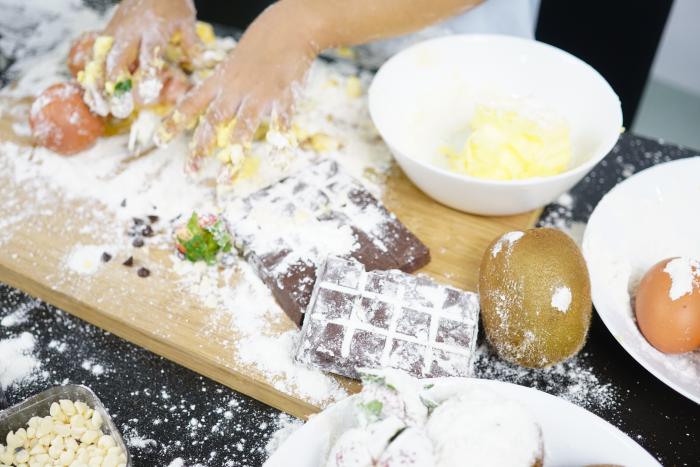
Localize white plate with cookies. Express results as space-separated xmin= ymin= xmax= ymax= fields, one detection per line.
xmin=265 ymin=377 xmax=659 ymax=467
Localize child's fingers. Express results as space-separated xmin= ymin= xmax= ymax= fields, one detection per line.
xmin=179 ymin=24 xmax=205 ymax=64
xmin=105 ymin=36 xmax=140 ymax=84
xmin=191 ymin=90 xmax=241 ymax=159
xmin=157 ymin=77 xmax=217 ymax=145
xmin=230 ymin=97 xmax=264 ymax=146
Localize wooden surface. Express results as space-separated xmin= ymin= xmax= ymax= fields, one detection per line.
xmin=0 ymin=99 xmax=538 ymax=419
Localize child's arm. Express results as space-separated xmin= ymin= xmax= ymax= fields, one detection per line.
xmin=159 ymin=0 xmax=481 ymax=159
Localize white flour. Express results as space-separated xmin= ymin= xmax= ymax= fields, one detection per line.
xmin=0 ymin=299 xmax=39 ymax=327
xmin=172 ymin=259 xmax=348 ymax=406
xmin=663 ymin=257 xmax=700 ymax=301
xmin=0 ymin=332 xmax=41 ymax=387
xmin=550 ymin=286 xmax=572 ymax=313
xmin=473 ymin=344 xmax=618 ymax=411
xmin=490 ymin=231 xmax=523 ymax=258
xmin=65 ymin=244 xmax=111 ymax=275
xmin=264 ymin=413 xmax=304 ymax=458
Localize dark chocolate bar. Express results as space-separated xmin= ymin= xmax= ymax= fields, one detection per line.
xmin=295 ymin=256 xmax=479 ymax=379
xmin=225 ymin=160 xmax=430 ymax=326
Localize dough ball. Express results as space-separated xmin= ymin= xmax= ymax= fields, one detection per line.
xmin=376 ymin=427 xmax=434 ymax=466
xmin=30 ymin=82 xmax=105 ymax=155
xmin=426 ymin=387 xmax=543 ymax=467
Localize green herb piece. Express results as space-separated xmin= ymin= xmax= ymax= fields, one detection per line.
xmin=361 ymin=373 xmax=398 ymax=392
xmin=361 ymin=374 xmax=386 ymax=385
xmin=176 ymin=212 xmax=232 ymax=265
xmin=358 ymin=400 xmax=383 ymax=420
xmin=420 ymin=394 xmax=439 ymax=410
xmin=114 ymin=79 xmax=132 ymax=96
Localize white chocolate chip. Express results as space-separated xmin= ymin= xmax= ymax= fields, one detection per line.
xmin=60 ymin=450 xmax=75 ymax=465
xmin=29 ymin=444 xmax=45 ymax=455
xmin=4 ymin=400 xmax=126 ymax=467
xmin=15 ymin=449 xmax=29 ymax=463
xmin=80 ymin=430 xmax=99 ymax=445
xmin=36 ymin=419 xmax=53 ymax=438
xmin=70 ymin=414 xmax=85 ymax=428
xmin=74 ymin=402 xmax=89 ymax=416
xmin=50 ymin=402 xmax=63 ymax=419
xmin=60 ymin=400 xmax=77 ymax=417
xmin=0 ymin=451 xmax=13 ymax=465
xmin=106 ymin=446 xmax=122 ymax=458
xmin=90 ymin=412 xmax=103 ymax=430
xmin=97 ymin=435 xmax=116 ymax=450
xmin=55 ymin=423 xmax=71 ymax=437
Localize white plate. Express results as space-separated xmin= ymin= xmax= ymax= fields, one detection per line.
xmin=265 ymin=378 xmax=658 ymax=467
xmin=582 ymin=157 xmax=700 ymax=404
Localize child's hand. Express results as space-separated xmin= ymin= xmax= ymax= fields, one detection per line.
xmin=159 ymin=2 xmax=321 ymax=162
xmin=102 ymin=0 xmax=202 ymax=103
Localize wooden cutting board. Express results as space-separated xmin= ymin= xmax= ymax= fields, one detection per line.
xmin=0 ymin=96 xmax=539 ymax=419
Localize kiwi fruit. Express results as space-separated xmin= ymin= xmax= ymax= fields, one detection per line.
xmin=479 ymin=228 xmax=592 ymax=368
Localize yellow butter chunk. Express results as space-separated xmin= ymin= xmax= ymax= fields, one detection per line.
xmin=308 ymin=133 xmax=340 ymax=152
xmin=236 ymin=155 xmax=261 ymax=180
xmin=93 ymin=35 xmax=114 ymax=61
xmin=77 ymin=36 xmax=113 ymax=88
xmin=443 ymin=105 xmax=572 ymax=180
xmin=216 ymin=119 xmax=237 ymax=148
xmin=196 ymin=21 xmax=216 ymax=45
xmin=78 ymin=61 xmax=102 ymax=87
xmin=346 ymin=76 xmax=362 ymax=98
xmin=335 ymin=47 xmax=356 ymax=59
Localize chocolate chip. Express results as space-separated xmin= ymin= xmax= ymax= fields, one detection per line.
xmin=132 ymin=238 xmax=144 ymax=248
xmin=137 ymin=267 xmax=150 ymax=278
xmin=122 ymin=256 xmax=134 ymax=267
xmin=101 ymin=252 xmax=112 ymax=263
xmin=147 ymin=215 xmax=159 ymax=224
xmin=141 ymin=225 xmax=154 ymax=237
xmin=120 ymin=199 xmax=126 ymax=207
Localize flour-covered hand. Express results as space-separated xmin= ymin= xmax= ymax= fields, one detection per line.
xmin=159 ymin=2 xmax=320 ymax=162
xmin=102 ymin=0 xmax=202 ymax=105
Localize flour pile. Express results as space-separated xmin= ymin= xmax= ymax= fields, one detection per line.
xmin=0 ymin=332 xmax=41 ymax=387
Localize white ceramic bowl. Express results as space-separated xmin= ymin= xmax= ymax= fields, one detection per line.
xmin=369 ymin=34 xmax=623 ymax=216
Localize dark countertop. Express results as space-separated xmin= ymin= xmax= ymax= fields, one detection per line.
xmin=1 ymin=133 xmax=699 ymax=466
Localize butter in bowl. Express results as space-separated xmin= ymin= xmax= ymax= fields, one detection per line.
xmin=369 ymin=34 xmax=623 ymax=216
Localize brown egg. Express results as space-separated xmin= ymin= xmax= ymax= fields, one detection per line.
xmin=635 ymin=257 xmax=700 ymax=354
xmin=30 ymin=82 xmax=105 ymax=155
xmin=67 ymin=31 xmax=98 ymax=77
